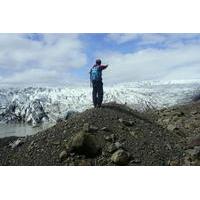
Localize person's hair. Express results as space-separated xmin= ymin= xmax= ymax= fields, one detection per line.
xmin=96 ymin=59 xmax=101 ymax=65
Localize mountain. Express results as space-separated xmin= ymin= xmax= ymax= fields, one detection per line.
xmin=0 ymin=79 xmax=200 ymax=125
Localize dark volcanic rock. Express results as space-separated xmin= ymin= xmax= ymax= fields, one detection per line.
xmin=111 ymin=149 xmax=130 ymax=165
xmin=59 ymin=150 xmax=68 ymax=162
xmin=188 ymin=134 xmax=200 ymax=148
xmin=64 ymin=110 xmax=77 ymax=120
xmin=69 ymin=131 xmax=102 ymax=157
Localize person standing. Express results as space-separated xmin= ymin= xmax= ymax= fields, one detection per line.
xmin=90 ymin=59 xmax=108 ymax=108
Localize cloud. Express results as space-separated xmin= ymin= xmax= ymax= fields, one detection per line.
xmin=1 ymin=33 xmax=200 ymax=87
xmin=106 ymin=33 xmax=139 ymax=44
xmin=0 ymin=69 xmax=59 ymax=86
xmin=0 ymin=33 xmax=87 ymax=70
xmin=106 ymin=33 xmax=200 ymax=47
xmin=0 ymin=68 xmax=87 ymax=87
xmin=99 ymin=43 xmax=200 ymax=84
xmin=0 ymin=34 xmax=87 ymax=86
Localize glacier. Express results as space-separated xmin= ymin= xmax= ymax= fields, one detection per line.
xmin=0 ymin=79 xmax=200 ymax=125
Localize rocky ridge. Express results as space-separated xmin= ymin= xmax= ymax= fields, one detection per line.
xmin=1 ymin=102 xmax=194 ymax=166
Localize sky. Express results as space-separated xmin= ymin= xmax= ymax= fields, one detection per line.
xmin=0 ymin=33 xmax=200 ymax=87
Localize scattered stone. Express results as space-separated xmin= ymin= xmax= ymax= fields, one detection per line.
xmin=166 ymin=143 xmax=172 ymax=150
xmin=52 ymin=141 xmax=60 ymax=145
xmin=107 ymin=144 xmax=117 ymax=153
xmin=185 ymin=146 xmax=200 ymax=160
xmin=78 ymin=159 xmax=92 ymax=166
xmin=70 ymin=131 xmax=101 ymax=157
xmin=130 ymin=131 xmax=138 ymax=139
xmin=101 ymin=127 xmax=109 ymax=132
xmin=130 ymin=158 xmax=141 ymax=164
xmin=89 ymin=125 xmax=98 ymax=133
xmin=184 ymin=123 xmax=191 ymax=129
xmin=83 ymin=123 xmax=90 ymax=132
xmin=118 ymin=118 xmax=134 ymax=126
xmin=191 ymin=111 xmax=198 ymax=115
xmin=118 ymin=118 xmax=123 ymax=123
xmin=183 ymin=156 xmax=193 ymax=165
xmin=65 ymin=143 xmax=70 ymax=151
xmin=104 ymin=134 xmax=115 ymax=142
xmin=70 ymin=152 xmax=76 ymax=157
xmin=111 ymin=149 xmax=130 ymax=165
xmin=188 ymin=134 xmax=200 ymax=147
xmin=127 ymin=120 xmax=135 ymax=126
xmin=64 ymin=110 xmax=77 ymax=120
xmin=83 ymin=123 xmax=98 ymax=133
xmin=102 ymin=151 xmax=107 ymax=156
xmin=9 ymin=138 xmax=25 ymax=149
xmin=28 ymin=140 xmax=35 ymax=151
xmin=162 ymin=118 xmax=170 ymax=124
xmin=67 ymin=162 xmax=75 ymax=166
xmin=176 ymin=111 xmax=185 ymax=117
xmin=167 ymin=124 xmax=179 ymax=132
xmin=114 ymin=141 xmax=122 ymax=149
xmin=168 ymin=160 xmax=180 ymax=166
xmin=104 ymin=135 xmax=112 ymax=142
xmin=59 ymin=150 xmax=68 ymax=162
xmin=157 ymin=118 xmax=163 ymax=125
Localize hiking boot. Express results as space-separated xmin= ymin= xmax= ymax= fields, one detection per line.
xmin=97 ymin=105 xmax=102 ymax=109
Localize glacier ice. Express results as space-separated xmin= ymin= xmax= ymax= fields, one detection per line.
xmin=0 ymin=79 xmax=200 ymax=125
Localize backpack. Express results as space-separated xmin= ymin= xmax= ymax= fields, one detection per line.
xmin=90 ymin=66 xmax=102 ymax=81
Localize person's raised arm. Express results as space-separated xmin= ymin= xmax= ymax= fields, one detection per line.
xmin=100 ymin=64 xmax=108 ymax=70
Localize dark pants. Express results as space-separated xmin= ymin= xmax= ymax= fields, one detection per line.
xmin=92 ymin=80 xmax=103 ymax=107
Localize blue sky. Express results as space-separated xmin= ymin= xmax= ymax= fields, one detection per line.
xmin=0 ymin=33 xmax=200 ymax=87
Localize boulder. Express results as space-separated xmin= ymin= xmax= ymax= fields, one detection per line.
xmin=192 ymin=93 xmax=200 ymax=102
xmin=59 ymin=150 xmax=68 ymax=162
xmin=64 ymin=110 xmax=77 ymax=120
xmin=70 ymin=131 xmax=101 ymax=157
xmin=188 ymin=134 xmax=200 ymax=147
xmin=185 ymin=147 xmax=200 ymax=160
xmin=111 ymin=149 xmax=130 ymax=165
